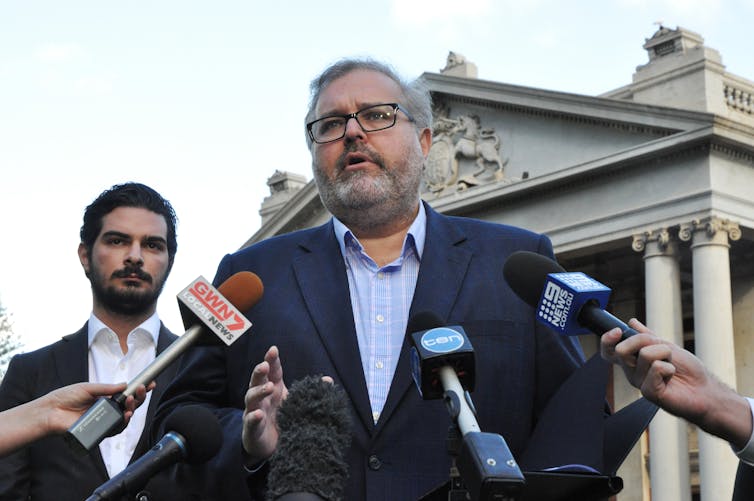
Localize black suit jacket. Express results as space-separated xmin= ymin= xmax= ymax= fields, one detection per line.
xmin=733 ymin=461 xmax=754 ymax=500
xmin=155 ymin=204 xmax=595 ymax=500
xmin=0 ymin=322 xmax=189 ymax=501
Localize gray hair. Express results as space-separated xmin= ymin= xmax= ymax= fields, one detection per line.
xmin=304 ymin=58 xmax=432 ymax=148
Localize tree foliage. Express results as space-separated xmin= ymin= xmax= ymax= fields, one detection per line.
xmin=0 ymin=301 xmax=24 ymax=381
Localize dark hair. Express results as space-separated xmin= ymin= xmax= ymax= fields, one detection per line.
xmin=80 ymin=182 xmax=178 ymax=269
xmin=304 ymin=57 xmax=432 ymax=148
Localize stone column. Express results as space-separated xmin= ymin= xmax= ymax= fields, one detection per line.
xmin=678 ymin=217 xmax=741 ymax=500
xmin=632 ymin=229 xmax=691 ymax=501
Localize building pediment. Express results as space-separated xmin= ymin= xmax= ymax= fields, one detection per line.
xmin=421 ymin=72 xmax=715 ymax=198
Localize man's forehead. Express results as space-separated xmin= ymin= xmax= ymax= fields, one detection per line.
xmin=316 ymin=69 xmax=402 ymax=113
xmin=99 ymin=206 xmax=168 ymax=238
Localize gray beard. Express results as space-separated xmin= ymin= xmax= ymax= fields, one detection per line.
xmin=317 ymin=167 xmax=421 ymax=231
xmin=313 ymin=143 xmax=424 ymax=232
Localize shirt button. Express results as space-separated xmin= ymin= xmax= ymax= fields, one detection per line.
xmin=376 ymin=314 xmax=384 ymax=323
xmin=368 ymin=455 xmax=382 ymax=470
xmin=377 ymin=272 xmax=384 ymax=279
xmin=372 ymin=411 xmax=380 ymax=422
xmin=375 ymin=361 xmax=383 ymax=369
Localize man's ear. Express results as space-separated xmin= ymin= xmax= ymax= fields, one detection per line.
xmin=78 ymin=243 xmax=91 ymax=278
xmin=419 ymin=127 xmax=432 ymax=157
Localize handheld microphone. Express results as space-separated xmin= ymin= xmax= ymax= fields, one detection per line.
xmin=407 ymin=312 xmax=525 ymax=500
xmin=266 ymin=376 xmax=351 ymax=501
xmin=66 ymin=272 xmax=264 ymax=454
xmin=85 ymin=405 xmax=222 ymax=501
xmin=503 ymin=251 xmax=638 ymax=340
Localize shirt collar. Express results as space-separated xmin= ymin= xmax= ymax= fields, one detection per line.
xmin=332 ymin=201 xmax=427 ymax=261
xmin=87 ymin=311 xmax=161 ymax=348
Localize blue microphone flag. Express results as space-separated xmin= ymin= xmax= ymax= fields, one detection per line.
xmin=538 ymin=272 xmax=611 ymax=336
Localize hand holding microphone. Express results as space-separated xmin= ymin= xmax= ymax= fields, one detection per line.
xmin=65 ymin=271 xmax=264 ymax=454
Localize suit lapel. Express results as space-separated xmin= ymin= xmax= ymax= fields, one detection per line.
xmin=292 ymin=222 xmax=374 ymax=433
xmin=131 ymin=325 xmax=178 ymax=460
xmin=377 ymin=205 xmax=473 ymax=432
xmin=54 ymin=327 xmax=89 ymax=386
xmin=53 ymin=325 xmax=110 ymax=480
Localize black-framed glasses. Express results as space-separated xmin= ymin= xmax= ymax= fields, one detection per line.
xmin=306 ymin=103 xmax=415 ymax=144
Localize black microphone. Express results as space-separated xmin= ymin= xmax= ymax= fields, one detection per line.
xmin=407 ymin=312 xmax=477 ymax=431
xmin=266 ymin=376 xmax=352 ymax=501
xmin=85 ymin=405 xmax=222 ymax=501
xmin=503 ymin=251 xmax=638 ymax=340
xmin=65 ymin=272 xmax=264 ymax=454
xmin=408 ymin=312 xmax=525 ymax=500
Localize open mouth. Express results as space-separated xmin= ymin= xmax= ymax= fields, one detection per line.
xmin=345 ymin=152 xmax=371 ymax=167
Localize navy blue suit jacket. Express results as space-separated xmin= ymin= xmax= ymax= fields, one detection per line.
xmin=155 ymin=204 xmax=590 ymax=500
xmin=0 ymin=323 xmax=194 ymax=501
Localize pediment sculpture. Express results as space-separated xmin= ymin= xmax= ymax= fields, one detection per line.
xmin=423 ymin=113 xmax=508 ymax=195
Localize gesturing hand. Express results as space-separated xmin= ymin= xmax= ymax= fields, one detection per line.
xmin=242 ymin=346 xmax=288 ymax=465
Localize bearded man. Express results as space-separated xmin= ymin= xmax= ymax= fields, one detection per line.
xmin=156 ymin=59 xmax=594 ymax=500
xmin=0 ymin=182 xmax=195 ymax=500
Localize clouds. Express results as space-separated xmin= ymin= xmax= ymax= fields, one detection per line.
xmin=27 ymin=42 xmax=116 ymax=97
xmin=389 ymin=0 xmax=494 ymax=25
xmin=34 ymin=43 xmax=83 ymax=63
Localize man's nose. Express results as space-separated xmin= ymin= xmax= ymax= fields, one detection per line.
xmin=343 ymin=116 xmax=366 ymax=141
xmin=125 ymin=242 xmax=144 ymax=265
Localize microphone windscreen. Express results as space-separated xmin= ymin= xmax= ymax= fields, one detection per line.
xmin=163 ymin=405 xmax=222 ymax=464
xmin=406 ymin=311 xmax=444 ymax=335
xmin=503 ymin=251 xmax=566 ymax=307
xmin=217 ymin=271 xmax=264 ymax=312
xmin=267 ymin=376 xmax=351 ymax=501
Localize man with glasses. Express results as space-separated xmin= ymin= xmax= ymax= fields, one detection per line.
xmin=156 ymin=59 xmax=595 ymax=500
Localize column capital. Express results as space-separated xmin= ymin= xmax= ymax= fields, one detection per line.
xmin=632 ymin=228 xmax=672 ymax=253
xmin=678 ymin=217 xmax=741 ymax=245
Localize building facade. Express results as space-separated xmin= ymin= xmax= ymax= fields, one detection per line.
xmin=247 ymin=27 xmax=754 ymax=500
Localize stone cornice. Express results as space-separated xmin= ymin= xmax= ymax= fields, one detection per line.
xmin=435 ymin=93 xmax=676 ymax=137
xmin=711 ymin=143 xmax=754 ymax=165
xmin=422 ymin=72 xmax=715 ymax=131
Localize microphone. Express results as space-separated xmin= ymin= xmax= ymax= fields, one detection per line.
xmin=85 ymin=405 xmax=222 ymax=501
xmin=408 ymin=312 xmax=478 ymax=431
xmin=66 ymin=272 xmax=264 ymax=454
xmin=502 ymin=251 xmax=638 ymax=339
xmin=266 ymin=376 xmax=351 ymax=501
xmin=407 ymin=312 xmax=525 ymax=500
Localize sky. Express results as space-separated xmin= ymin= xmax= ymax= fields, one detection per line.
xmin=1 ymin=0 xmax=753 ymax=352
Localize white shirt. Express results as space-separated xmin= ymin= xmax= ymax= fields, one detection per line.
xmin=88 ymin=312 xmax=160 ymax=478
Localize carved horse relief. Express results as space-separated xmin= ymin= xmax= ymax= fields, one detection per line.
xmin=423 ymin=114 xmax=507 ymax=194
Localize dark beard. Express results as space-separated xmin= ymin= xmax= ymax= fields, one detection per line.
xmin=90 ymin=264 xmax=166 ymax=316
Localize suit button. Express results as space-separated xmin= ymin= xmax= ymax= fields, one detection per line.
xmin=368 ymin=455 xmax=382 ymax=470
